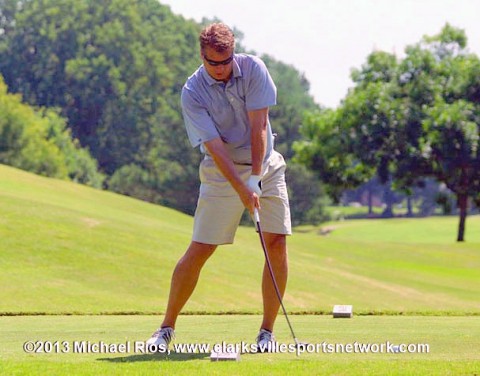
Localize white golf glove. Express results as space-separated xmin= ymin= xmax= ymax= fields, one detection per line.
xmin=247 ymin=175 xmax=262 ymax=196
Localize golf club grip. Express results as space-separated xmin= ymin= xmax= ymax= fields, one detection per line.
xmin=253 ymin=208 xmax=260 ymax=224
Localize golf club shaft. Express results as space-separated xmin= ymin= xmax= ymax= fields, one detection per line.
xmin=253 ymin=208 xmax=299 ymax=346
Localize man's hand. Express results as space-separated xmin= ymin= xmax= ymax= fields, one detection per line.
xmin=204 ymin=137 xmax=260 ymax=214
xmin=238 ymin=185 xmax=260 ymax=215
xmin=247 ymin=175 xmax=262 ymax=196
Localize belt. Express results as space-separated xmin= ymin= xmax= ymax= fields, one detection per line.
xmin=204 ymin=155 xmax=252 ymax=166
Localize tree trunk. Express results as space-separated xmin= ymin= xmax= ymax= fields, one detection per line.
xmin=457 ymin=193 xmax=468 ymax=242
xmin=382 ymin=183 xmax=394 ymax=218
xmin=368 ymin=187 xmax=373 ymax=215
xmin=407 ymin=196 xmax=413 ymax=217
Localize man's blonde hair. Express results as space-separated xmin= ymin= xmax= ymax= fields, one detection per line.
xmin=199 ymin=23 xmax=235 ymax=53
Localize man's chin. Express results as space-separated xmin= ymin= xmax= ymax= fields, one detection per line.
xmin=211 ymin=73 xmax=231 ymax=82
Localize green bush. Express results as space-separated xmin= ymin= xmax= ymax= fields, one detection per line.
xmin=0 ymin=75 xmax=104 ymax=187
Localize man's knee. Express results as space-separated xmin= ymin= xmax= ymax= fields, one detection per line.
xmin=263 ymin=233 xmax=287 ymax=256
xmin=264 ymin=233 xmax=287 ymax=252
xmin=180 ymin=241 xmax=217 ymax=265
xmin=188 ymin=241 xmax=217 ymax=253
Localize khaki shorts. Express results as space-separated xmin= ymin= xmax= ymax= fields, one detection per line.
xmin=192 ymin=151 xmax=292 ymax=245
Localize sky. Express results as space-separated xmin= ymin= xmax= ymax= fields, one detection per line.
xmin=160 ymin=0 xmax=480 ymax=108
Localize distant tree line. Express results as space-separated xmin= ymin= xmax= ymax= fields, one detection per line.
xmin=295 ymin=25 xmax=480 ymax=241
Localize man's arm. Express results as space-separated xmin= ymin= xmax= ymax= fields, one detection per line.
xmin=204 ymin=137 xmax=259 ymax=214
xmin=202 ymin=107 xmax=268 ymax=214
xmin=248 ymin=107 xmax=269 ymax=176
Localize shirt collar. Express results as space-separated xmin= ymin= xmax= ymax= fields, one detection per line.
xmin=201 ymin=54 xmax=242 ymax=86
xmin=232 ymin=56 xmax=242 ymax=79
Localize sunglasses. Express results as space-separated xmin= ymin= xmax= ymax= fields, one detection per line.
xmin=203 ymin=54 xmax=234 ymax=66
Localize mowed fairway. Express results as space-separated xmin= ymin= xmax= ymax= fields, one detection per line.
xmin=1 ymin=164 xmax=480 ymax=374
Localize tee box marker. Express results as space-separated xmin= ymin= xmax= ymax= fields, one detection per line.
xmin=210 ymin=351 xmax=241 ymax=361
xmin=333 ymin=305 xmax=353 ymax=318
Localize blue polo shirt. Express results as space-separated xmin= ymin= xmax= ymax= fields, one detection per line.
xmin=181 ymin=53 xmax=276 ymax=164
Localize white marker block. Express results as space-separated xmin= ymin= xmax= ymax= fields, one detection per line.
xmin=210 ymin=351 xmax=241 ymax=361
xmin=333 ymin=305 xmax=353 ymax=318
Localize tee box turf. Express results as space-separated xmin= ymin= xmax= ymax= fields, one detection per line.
xmin=333 ymin=305 xmax=353 ymax=318
xmin=210 ymin=351 xmax=241 ymax=361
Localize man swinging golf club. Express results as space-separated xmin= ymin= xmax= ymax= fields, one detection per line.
xmin=147 ymin=22 xmax=292 ymax=351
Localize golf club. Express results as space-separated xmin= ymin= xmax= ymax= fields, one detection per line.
xmin=252 ymin=208 xmax=305 ymax=349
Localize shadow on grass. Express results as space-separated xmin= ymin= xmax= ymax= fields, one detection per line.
xmin=98 ymin=351 xmax=210 ymax=363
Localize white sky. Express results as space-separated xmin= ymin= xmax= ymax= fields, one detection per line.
xmin=160 ymin=0 xmax=480 ymax=108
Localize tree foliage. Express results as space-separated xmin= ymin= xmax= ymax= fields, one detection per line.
xmin=296 ymin=24 xmax=480 ymax=241
xmin=294 ymin=106 xmax=374 ymax=202
xmin=0 ymin=74 xmax=103 ymax=185
xmin=0 ymin=0 xmax=211 ymax=214
xmin=0 ymin=0 xmax=324 ymax=223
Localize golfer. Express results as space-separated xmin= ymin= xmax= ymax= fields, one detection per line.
xmin=147 ymin=22 xmax=291 ymax=350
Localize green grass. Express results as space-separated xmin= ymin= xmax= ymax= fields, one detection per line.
xmin=326 ymin=205 xmax=384 ymax=219
xmin=1 ymin=163 xmax=479 ymax=315
xmin=1 ymin=163 xmax=480 ymax=374
xmin=1 ymin=315 xmax=479 ymax=375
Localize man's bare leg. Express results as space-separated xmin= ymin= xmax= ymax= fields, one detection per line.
xmin=259 ymin=233 xmax=288 ymax=332
xmin=161 ymin=241 xmax=217 ymax=329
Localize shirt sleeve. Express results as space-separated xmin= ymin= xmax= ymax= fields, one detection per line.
xmin=181 ymin=87 xmax=220 ymax=148
xmin=245 ymin=56 xmax=277 ymax=111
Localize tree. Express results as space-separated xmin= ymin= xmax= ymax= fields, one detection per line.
xmin=294 ymin=108 xmax=373 ymax=203
xmin=421 ymin=98 xmax=480 ymax=240
xmin=296 ymin=51 xmax=417 ymax=217
xmin=296 ymin=24 xmax=480 ymax=241
xmin=286 ymin=162 xmax=330 ymax=225
xmin=0 ymin=0 xmax=203 ymax=212
xmin=0 ymin=74 xmax=103 ymax=185
xmin=399 ymin=25 xmax=480 ymax=241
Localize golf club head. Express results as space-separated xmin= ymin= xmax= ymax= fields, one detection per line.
xmin=295 ymin=341 xmax=309 ymax=348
